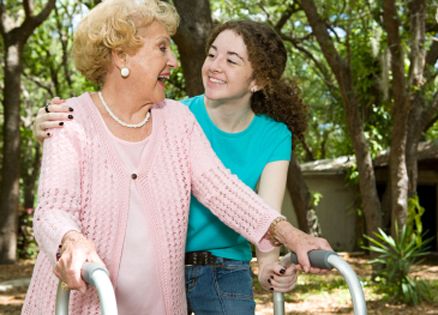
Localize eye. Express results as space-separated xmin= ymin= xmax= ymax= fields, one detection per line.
xmin=207 ymin=52 xmax=215 ymax=58
xmin=160 ymin=45 xmax=167 ymax=52
xmin=227 ymin=59 xmax=238 ymax=65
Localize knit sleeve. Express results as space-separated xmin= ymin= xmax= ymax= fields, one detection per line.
xmin=189 ymin=119 xmax=280 ymax=252
xmin=33 ymin=120 xmax=85 ymax=264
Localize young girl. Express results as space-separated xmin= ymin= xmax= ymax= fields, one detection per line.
xmin=35 ymin=20 xmax=320 ymax=315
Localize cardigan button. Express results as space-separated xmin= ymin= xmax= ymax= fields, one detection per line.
xmin=131 ymin=173 xmax=138 ymax=180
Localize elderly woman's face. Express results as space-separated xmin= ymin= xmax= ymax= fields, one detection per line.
xmin=126 ymin=21 xmax=177 ymax=104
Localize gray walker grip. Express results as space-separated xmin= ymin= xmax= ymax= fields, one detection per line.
xmin=55 ymin=262 xmax=118 ymax=315
xmin=287 ymin=249 xmax=336 ymax=269
xmin=273 ymin=250 xmax=367 ymax=315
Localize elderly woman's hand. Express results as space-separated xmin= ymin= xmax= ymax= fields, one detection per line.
xmin=258 ymin=261 xmax=297 ymax=292
xmin=273 ymin=221 xmax=333 ymax=274
xmin=53 ymin=230 xmax=104 ymax=293
xmin=33 ymin=97 xmax=72 ymax=143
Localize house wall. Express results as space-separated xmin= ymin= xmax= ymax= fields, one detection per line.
xmin=282 ymin=174 xmax=360 ymax=251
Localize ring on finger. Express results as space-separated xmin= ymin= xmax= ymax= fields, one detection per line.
xmin=60 ymin=281 xmax=69 ymax=290
xmin=44 ymin=103 xmax=50 ymax=113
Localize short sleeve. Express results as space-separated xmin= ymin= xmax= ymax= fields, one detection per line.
xmin=267 ymin=126 xmax=292 ymax=162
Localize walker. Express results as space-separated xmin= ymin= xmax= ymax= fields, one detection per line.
xmin=55 ymin=262 xmax=118 ymax=315
xmin=55 ymin=251 xmax=365 ymax=315
xmin=273 ymin=250 xmax=367 ymax=315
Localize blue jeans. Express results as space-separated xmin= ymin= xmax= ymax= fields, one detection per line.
xmin=185 ymin=257 xmax=255 ymax=315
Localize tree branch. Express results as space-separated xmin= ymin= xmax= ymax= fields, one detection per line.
xmin=407 ymin=0 xmax=426 ymax=87
xmin=382 ymin=0 xmax=406 ymax=102
xmin=23 ymin=73 xmax=53 ymax=97
xmin=422 ymin=91 xmax=438 ymax=130
xmin=20 ymin=0 xmax=56 ymax=40
xmin=0 ymin=0 xmax=5 ymax=35
xmin=282 ymin=33 xmax=338 ymax=94
xmin=23 ymin=0 xmax=32 ymax=18
xmin=425 ymin=40 xmax=438 ymax=77
xmin=54 ymin=4 xmax=73 ymax=89
xmin=274 ymin=2 xmax=300 ymax=32
xmin=298 ymin=0 xmax=352 ymax=97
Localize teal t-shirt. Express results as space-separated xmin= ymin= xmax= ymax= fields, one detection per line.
xmin=181 ymin=95 xmax=292 ymax=261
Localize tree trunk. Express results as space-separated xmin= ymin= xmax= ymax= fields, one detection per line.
xmin=22 ymin=145 xmax=41 ymax=209
xmin=300 ymin=0 xmax=382 ymax=237
xmin=172 ymin=0 xmax=213 ymax=96
xmin=384 ymin=0 xmax=410 ymax=231
xmin=287 ymin=157 xmax=310 ymax=233
xmin=0 ymin=43 xmax=23 ymax=263
xmin=383 ymin=0 xmax=428 ymax=232
xmin=0 ymin=0 xmax=56 ymax=263
xmin=406 ymin=96 xmax=424 ymax=198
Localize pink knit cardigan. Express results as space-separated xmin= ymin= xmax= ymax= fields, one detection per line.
xmin=22 ymin=93 xmax=279 ymax=315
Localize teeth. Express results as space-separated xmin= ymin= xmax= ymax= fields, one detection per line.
xmin=209 ymin=77 xmax=225 ymax=84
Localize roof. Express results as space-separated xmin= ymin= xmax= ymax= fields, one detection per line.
xmin=300 ymin=140 xmax=438 ymax=174
xmin=300 ymin=155 xmax=356 ymax=175
xmin=374 ymin=139 xmax=438 ymax=167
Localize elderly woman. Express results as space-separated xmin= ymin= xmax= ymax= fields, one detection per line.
xmin=22 ymin=0 xmax=331 ymax=314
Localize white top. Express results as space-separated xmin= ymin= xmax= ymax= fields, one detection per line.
xmin=112 ymin=135 xmax=166 ymax=315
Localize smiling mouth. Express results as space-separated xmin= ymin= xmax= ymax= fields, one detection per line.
xmin=158 ymin=76 xmax=168 ymax=82
xmin=208 ymin=76 xmax=226 ymax=84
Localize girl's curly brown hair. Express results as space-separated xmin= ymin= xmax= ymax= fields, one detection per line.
xmin=206 ymin=20 xmax=308 ymax=141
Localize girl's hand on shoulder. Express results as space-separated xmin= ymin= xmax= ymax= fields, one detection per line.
xmin=258 ymin=261 xmax=298 ymax=292
xmin=34 ymin=97 xmax=73 ymax=143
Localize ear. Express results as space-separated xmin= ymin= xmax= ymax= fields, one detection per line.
xmin=111 ymin=49 xmax=127 ymax=70
xmin=249 ymin=79 xmax=264 ymax=93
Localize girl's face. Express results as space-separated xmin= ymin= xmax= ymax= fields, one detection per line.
xmin=201 ymin=30 xmax=258 ymax=103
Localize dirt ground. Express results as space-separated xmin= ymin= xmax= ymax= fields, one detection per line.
xmin=1 ymin=253 xmax=437 ymax=314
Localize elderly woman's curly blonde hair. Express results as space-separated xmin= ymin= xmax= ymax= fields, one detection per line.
xmin=73 ymin=0 xmax=179 ymax=84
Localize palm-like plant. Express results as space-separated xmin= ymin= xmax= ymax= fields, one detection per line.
xmin=363 ymin=196 xmax=432 ymax=305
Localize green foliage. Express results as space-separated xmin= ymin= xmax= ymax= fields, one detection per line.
xmin=345 ymin=163 xmax=359 ymax=185
xmin=363 ymin=196 xmax=432 ymax=305
xmin=165 ymin=44 xmax=188 ymax=100
xmin=17 ymin=209 xmax=39 ymax=259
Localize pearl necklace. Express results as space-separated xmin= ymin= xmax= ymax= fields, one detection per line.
xmin=98 ymin=92 xmax=151 ymax=128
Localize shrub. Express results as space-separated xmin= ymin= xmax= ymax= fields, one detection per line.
xmin=363 ymin=195 xmax=432 ymax=305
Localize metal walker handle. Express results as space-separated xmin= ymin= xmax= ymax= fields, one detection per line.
xmin=55 ymin=262 xmax=118 ymax=315
xmin=273 ymin=250 xmax=367 ymax=315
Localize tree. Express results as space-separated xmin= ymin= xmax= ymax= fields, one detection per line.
xmin=382 ymin=0 xmax=438 ymax=232
xmin=298 ymin=0 xmax=383 ymax=239
xmin=0 ymin=0 xmax=56 ymax=263
xmin=296 ymin=0 xmax=438 ymax=237
xmin=172 ymin=0 xmax=213 ymax=96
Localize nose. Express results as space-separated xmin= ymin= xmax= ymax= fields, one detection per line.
xmin=209 ymin=56 xmax=223 ymax=73
xmin=168 ymin=51 xmax=178 ymax=69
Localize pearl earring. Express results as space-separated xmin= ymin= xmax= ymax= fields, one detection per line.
xmin=120 ymin=67 xmax=130 ymax=78
xmin=251 ymin=87 xmax=257 ymax=93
